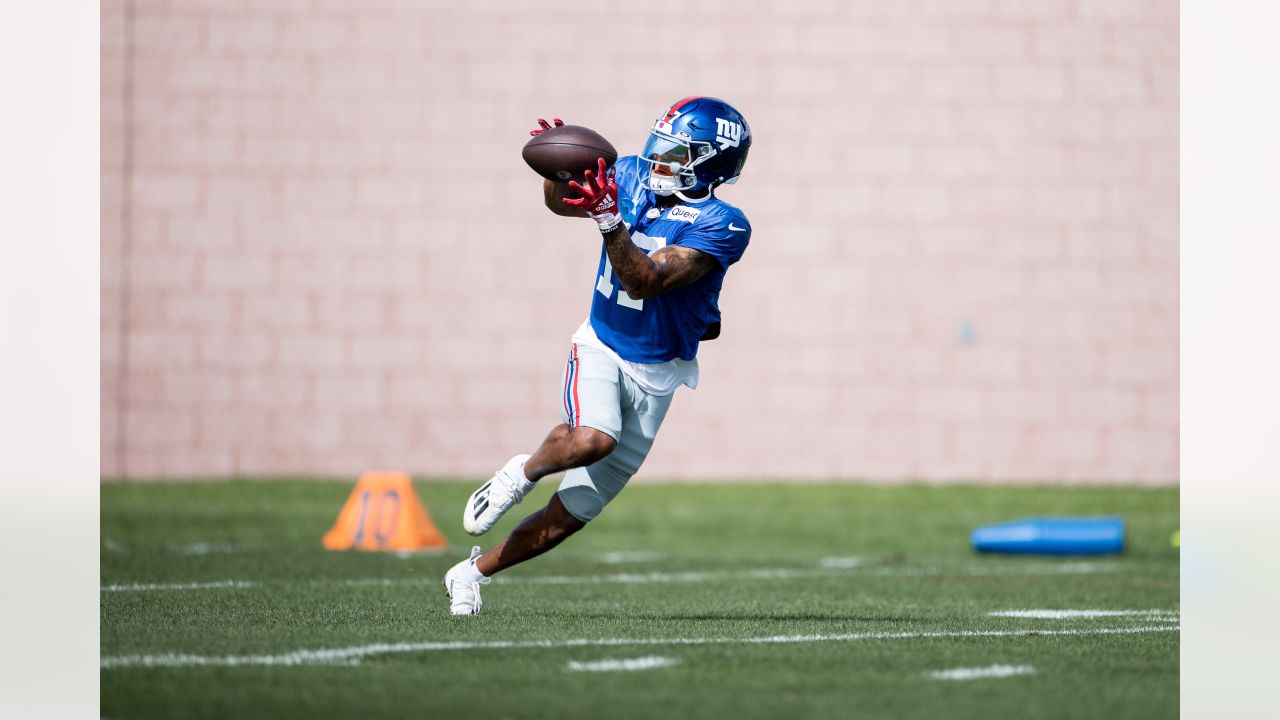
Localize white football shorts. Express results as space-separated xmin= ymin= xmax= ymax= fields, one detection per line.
xmin=556 ymin=342 xmax=673 ymax=522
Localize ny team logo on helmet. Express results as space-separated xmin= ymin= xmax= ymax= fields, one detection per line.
xmin=640 ymin=96 xmax=752 ymax=196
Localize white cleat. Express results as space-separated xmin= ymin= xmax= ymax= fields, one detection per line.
xmin=443 ymin=546 xmax=489 ymax=616
xmin=463 ymin=453 xmax=534 ymax=536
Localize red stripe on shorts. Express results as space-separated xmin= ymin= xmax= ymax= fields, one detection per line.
xmin=571 ymin=343 xmax=581 ymax=427
xmin=562 ymin=348 xmax=572 ymax=423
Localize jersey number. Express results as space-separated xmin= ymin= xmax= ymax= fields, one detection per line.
xmin=596 ymin=232 xmax=666 ymax=310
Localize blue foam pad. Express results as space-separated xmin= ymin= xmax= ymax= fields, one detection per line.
xmin=970 ymin=517 xmax=1125 ymax=555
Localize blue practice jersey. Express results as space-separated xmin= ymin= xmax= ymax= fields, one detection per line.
xmin=589 ymin=155 xmax=751 ymax=363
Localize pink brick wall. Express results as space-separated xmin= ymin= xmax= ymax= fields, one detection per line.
xmin=102 ymin=0 xmax=1178 ymax=484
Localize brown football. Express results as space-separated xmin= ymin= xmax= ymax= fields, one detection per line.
xmin=522 ymin=124 xmax=618 ymax=184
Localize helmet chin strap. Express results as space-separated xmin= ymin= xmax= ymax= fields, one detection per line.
xmin=675 ymin=188 xmax=713 ymax=203
xmin=648 ymin=173 xmax=682 ymax=196
xmin=648 ymin=168 xmax=713 ymax=202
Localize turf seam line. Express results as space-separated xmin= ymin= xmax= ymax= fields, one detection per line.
xmin=99 ymin=625 xmax=1180 ymax=669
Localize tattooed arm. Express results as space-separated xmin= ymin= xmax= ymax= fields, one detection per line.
xmin=561 ymin=156 xmax=719 ymax=300
xmin=601 ymin=225 xmax=720 ymax=301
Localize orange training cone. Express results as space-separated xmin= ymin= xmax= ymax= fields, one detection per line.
xmin=323 ymin=471 xmax=449 ymax=552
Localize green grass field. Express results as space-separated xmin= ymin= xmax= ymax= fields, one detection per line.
xmin=101 ymin=479 xmax=1179 ymax=719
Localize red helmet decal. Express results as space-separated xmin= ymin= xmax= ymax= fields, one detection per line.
xmin=662 ymin=96 xmax=704 ymax=123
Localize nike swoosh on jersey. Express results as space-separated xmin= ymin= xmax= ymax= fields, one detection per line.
xmin=728 ymin=223 xmax=747 ymax=231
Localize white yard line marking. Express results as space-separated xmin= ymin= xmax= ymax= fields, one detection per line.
xmin=512 ymin=570 xmax=746 ymax=585
xmin=504 ymin=563 xmax=1120 ymax=585
xmin=596 ymin=551 xmax=664 ymax=564
xmin=989 ymin=609 xmax=1179 ymax=620
xmin=101 ymin=580 xmax=258 ymax=592
xmin=393 ymin=549 xmax=447 ymax=558
xmin=928 ymin=664 xmax=1035 ymax=681
xmin=566 ymin=656 xmax=678 ymax=672
xmin=99 ymin=625 xmax=1179 ymax=669
xmin=1057 ymin=562 xmax=1108 ymax=573
xmin=170 ymin=542 xmax=244 ymax=556
xmin=102 ymin=562 xmax=1130 ymax=592
xmin=819 ymin=556 xmax=864 ymax=568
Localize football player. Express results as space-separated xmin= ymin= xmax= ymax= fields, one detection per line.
xmin=444 ymin=97 xmax=753 ymax=614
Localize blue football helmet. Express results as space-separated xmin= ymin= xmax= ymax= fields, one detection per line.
xmin=640 ymin=96 xmax=751 ymax=196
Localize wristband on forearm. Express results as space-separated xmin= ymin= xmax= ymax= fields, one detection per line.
xmin=593 ymin=212 xmax=623 ymax=234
